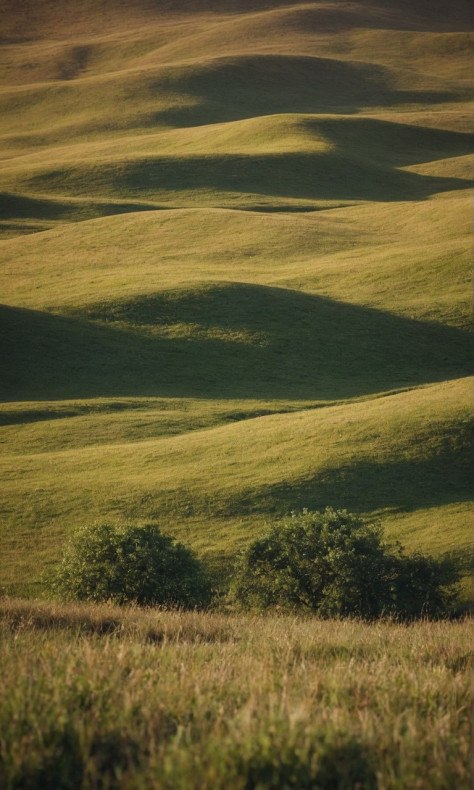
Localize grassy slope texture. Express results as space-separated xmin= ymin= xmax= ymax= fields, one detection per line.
xmin=0 ymin=0 xmax=472 ymax=596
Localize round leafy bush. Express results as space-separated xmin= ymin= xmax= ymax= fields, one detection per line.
xmin=48 ymin=522 xmax=211 ymax=607
xmin=230 ymin=508 xmax=459 ymax=618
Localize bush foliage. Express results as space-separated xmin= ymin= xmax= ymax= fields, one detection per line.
xmin=47 ymin=523 xmax=210 ymax=608
xmin=230 ymin=508 xmax=460 ymax=618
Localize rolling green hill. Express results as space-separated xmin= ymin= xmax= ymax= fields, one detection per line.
xmin=0 ymin=0 xmax=472 ymax=595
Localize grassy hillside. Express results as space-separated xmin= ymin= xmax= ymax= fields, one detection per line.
xmin=0 ymin=0 xmax=472 ymax=596
xmin=1 ymin=378 xmax=471 ymax=593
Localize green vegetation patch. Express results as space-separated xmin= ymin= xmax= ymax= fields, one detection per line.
xmin=0 ymin=599 xmax=470 ymax=789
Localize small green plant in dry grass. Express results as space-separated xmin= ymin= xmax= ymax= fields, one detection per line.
xmin=230 ymin=509 xmax=460 ymax=618
xmin=46 ymin=522 xmax=211 ymax=608
xmin=0 ymin=599 xmax=470 ymax=789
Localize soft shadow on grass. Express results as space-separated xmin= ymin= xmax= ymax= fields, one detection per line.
xmin=153 ymin=53 xmax=459 ymax=127
xmin=0 ymin=192 xmax=166 ymax=222
xmin=1 ymin=285 xmax=471 ymax=400
xmin=25 ymin=149 xmax=470 ymax=204
xmin=234 ymin=453 xmax=471 ymax=520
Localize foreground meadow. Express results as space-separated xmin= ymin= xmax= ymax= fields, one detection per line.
xmin=0 ymin=599 xmax=470 ymax=789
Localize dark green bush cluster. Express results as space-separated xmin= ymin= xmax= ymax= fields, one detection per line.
xmin=48 ymin=510 xmax=460 ymax=618
xmin=48 ymin=522 xmax=211 ymax=608
xmin=230 ymin=508 xmax=460 ymax=619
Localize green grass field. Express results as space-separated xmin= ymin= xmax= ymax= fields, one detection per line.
xmin=0 ymin=0 xmax=472 ymax=599
xmin=0 ymin=599 xmax=471 ymax=789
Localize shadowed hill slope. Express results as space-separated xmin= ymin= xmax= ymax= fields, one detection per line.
xmin=1 ymin=287 xmax=471 ymax=400
xmin=1 ymin=0 xmax=471 ymax=39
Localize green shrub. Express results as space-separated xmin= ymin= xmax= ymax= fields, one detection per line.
xmin=385 ymin=549 xmax=460 ymax=618
xmin=230 ymin=508 xmax=459 ymax=618
xmin=47 ymin=523 xmax=211 ymax=607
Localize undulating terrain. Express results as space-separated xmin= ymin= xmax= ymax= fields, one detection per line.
xmin=0 ymin=0 xmax=472 ymax=595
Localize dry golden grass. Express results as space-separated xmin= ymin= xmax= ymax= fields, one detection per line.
xmin=0 ymin=598 xmax=471 ymax=789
